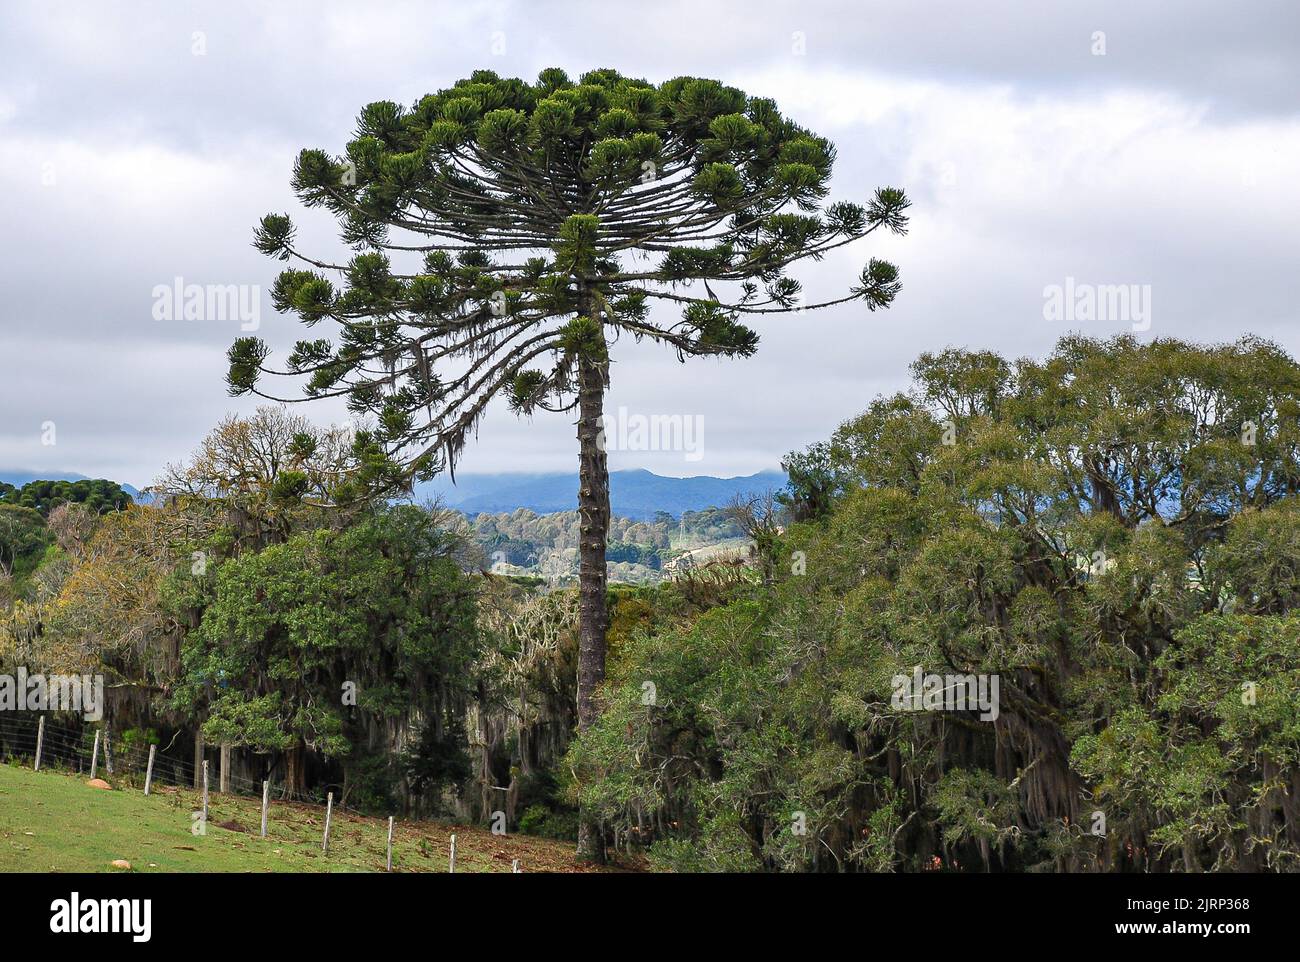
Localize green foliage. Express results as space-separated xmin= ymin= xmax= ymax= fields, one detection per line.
xmin=0 ymin=479 xmax=132 ymax=517
xmin=518 ymin=803 xmax=579 ymax=842
xmin=402 ymin=716 xmax=473 ymax=806
xmin=173 ymin=504 xmax=479 ymax=801
xmin=569 ymin=334 xmax=1300 ymax=871
xmin=0 ymin=504 xmax=52 ymax=584
xmin=605 ymin=541 xmax=661 ymax=569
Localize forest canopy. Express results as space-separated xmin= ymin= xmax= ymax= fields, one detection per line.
xmin=568 ymin=334 xmax=1300 ymax=871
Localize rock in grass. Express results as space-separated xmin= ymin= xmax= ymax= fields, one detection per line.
xmin=86 ymin=778 xmax=112 ymax=790
xmin=110 ymin=859 xmax=131 ymax=870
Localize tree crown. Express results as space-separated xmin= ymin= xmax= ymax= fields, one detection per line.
xmin=230 ymin=67 xmax=908 ymax=478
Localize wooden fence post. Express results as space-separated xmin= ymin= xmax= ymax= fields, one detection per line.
xmin=512 ymin=859 xmax=520 ymax=873
xmin=219 ymin=742 xmax=230 ymax=793
xmin=261 ymin=780 xmax=270 ymax=837
xmin=144 ymin=745 xmax=156 ymax=795
xmin=386 ymin=816 xmax=394 ymax=872
xmin=103 ymin=722 xmax=113 ymax=775
xmin=90 ymin=730 xmax=101 ymax=779
xmin=322 ymin=792 xmax=334 ymax=854
xmin=33 ymin=716 xmax=44 ymax=771
xmin=449 ymin=833 xmax=457 ymax=874
xmin=201 ymin=759 xmax=209 ymax=824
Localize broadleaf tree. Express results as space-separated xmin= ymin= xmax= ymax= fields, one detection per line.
xmin=226 ymin=66 xmax=908 ymax=856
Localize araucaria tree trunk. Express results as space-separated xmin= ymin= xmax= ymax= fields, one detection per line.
xmin=575 ymin=347 xmax=610 ymax=731
xmin=575 ymin=333 xmax=610 ymax=860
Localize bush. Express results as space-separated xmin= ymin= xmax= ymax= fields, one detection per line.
xmin=518 ymin=803 xmax=579 ymax=841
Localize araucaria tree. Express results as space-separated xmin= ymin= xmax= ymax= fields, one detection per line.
xmin=227 ymin=67 xmax=908 ymax=854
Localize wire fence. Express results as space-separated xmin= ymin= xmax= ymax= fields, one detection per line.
xmin=0 ymin=714 xmax=344 ymax=809
xmin=0 ymin=714 xmax=506 ymax=872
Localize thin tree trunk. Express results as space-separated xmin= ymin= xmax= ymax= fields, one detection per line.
xmin=575 ymin=339 xmax=610 ymax=861
xmin=285 ymin=742 xmax=305 ymax=797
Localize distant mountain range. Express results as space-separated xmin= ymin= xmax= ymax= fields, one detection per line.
xmin=0 ymin=469 xmax=786 ymax=521
xmin=0 ymin=471 xmax=142 ymax=499
xmin=415 ymin=468 xmax=787 ymax=520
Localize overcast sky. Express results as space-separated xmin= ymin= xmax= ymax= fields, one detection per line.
xmin=2 ymin=0 xmax=1297 ymax=488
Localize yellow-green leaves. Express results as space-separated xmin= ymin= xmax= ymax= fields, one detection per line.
xmin=477 ymin=108 xmax=532 ymax=154
xmin=778 ymin=135 xmax=832 ymax=173
xmin=585 ymin=138 xmax=636 ymax=180
xmin=707 ymin=112 xmax=761 ymax=152
xmin=291 ymin=148 xmax=348 ymax=200
xmin=271 ymin=269 xmax=333 ymax=319
xmin=610 ymin=83 xmax=662 ymax=129
xmin=531 ymin=97 xmax=577 ymax=142
xmin=669 ymin=77 xmax=747 ymax=129
xmin=356 ymin=100 xmax=406 ymax=144
xmin=345 ymin=253 xmax=399 ymax=303
xmin=554 ymin=214 xmax=600 ymax=274
xmin=775 ymin=162 xmax=824 ymax=201
xmin=439 ymin=96 xmax=481 ymax=126
xmin=423 ymin=120 xmax=468 ymax=151
xmin=584 ymin=130 xmax=665 ymax=182
xmin=596 ymin=107 xmax=638 ymax=139
xmin=692 ymin=162 xmax=743 ymax=207
xmin=379 ymin=151 xmax=427 ymax=191
xmin=559 ymin=315 xmax=607 ymax=360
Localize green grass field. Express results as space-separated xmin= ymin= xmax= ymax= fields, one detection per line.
xmin=0 ymin=761 xmax=602 ymax=873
